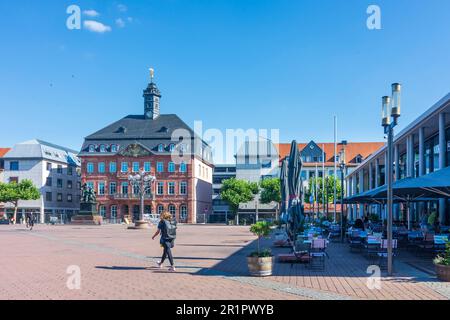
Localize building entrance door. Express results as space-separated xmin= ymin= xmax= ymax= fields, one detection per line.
xmin=133 ymin=205 xmax=140 ymax=221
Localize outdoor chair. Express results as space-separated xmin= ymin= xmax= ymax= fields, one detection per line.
xmin=307 ymin=239 xmax=327 ymax=270
xmin=349 ymin=231 xmax=364 ymax=253
xmin=416 ymin=233 xmax=435 ymax=256
xmin=406 ymin=231 xmax=424 ymax=251
xmin=377 ymin=239 xmax=398 ymax=270
xmin=365 ymin=236 xmax=381 ymax=261
xmin=433 ymin=235 xmax=449 ymax=255
xmin=328 ymin=225 xmax=341 ymax=242
xmin=290 ymin=241 xmax=311 ymax=267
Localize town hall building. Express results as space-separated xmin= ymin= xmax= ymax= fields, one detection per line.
xmin=78 ymin=74 xmax=213 ymax=224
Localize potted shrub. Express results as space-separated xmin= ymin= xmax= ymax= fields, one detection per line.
xmin=434 ymin=242 xmax=450 ymax=281
xmin=247 ymin=221 xmax=274 ymax=277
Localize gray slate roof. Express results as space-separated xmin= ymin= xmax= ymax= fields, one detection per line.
xmin=80 ymin=114 xmax=212 ymax=162
xmin=3 ymin=139 xmax=80 ymax=166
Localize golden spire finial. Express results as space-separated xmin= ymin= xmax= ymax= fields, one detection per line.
xmin=149 ymin=68 xmax=154 ymax=82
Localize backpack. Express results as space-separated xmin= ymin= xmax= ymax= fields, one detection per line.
xmin=165 ymin=220 xmax=177 ymax=240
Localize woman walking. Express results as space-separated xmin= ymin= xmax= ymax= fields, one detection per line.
xmin=152 ymin=212 xmax=177 ymax=272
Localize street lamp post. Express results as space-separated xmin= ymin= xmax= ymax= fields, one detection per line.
xmin=128 ymin=170 xmax=156 ymax=229
xmin=381 ymin=83 xmax=402 ymax=276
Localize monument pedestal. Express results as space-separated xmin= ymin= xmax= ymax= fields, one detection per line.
xmin=127 ymin=220 xmax=151 ymax=230
xmin=71 ymin=215 xmax=103 ymax=225
xmin=71 ymin=202 xmax=102 ymax=226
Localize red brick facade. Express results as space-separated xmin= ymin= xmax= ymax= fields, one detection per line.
xmin=80 ymin=154 xmax=212 ymax=224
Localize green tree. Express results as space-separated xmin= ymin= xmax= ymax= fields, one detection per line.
xmin=220 ymin=178 xmax=258 ymax=215
xmin=304 ymin=176 xmax=341 ymax=205
xmin=249 ymin=221 xmax=272 ymax=257
xmin=259 ymin=178 xmax=281 ymax=204
xmin=0 ymin=180 xmax=40 ymax=224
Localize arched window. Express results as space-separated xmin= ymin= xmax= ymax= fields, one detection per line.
xmin=88 ymin=145 xmax=95 ymax=153
xmin=169 ymin=144 xmax=175 ymax=152
xmin=180 ymin=205 xmax=187 ymax=221
xmin=168 ymin=204 xmax=176 ymax=216
xmin=111 ymin=145 xmax=118 ymax=153
xmin=157 ymin=205 xmax=164 ymax=215
xmin=100 ymin=145 xmax=106 ymax=153
xmin=158 ymin=144 xmax=165 ymax=152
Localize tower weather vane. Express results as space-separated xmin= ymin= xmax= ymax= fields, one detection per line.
xmin=149 ymin=68 xmax=154 ymax=82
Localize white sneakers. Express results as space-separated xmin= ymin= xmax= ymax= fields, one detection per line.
xmin=156 ymin=261 xmax=176 ymax=272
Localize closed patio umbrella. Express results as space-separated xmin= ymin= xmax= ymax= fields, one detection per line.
xmin=280 ymin=158 xmax=289 ymax=224
xmin=287 ymin=140 xmax=304 ymax=240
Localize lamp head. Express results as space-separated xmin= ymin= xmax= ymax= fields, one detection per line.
xmin=391 ymin=83 xmax=401 ymax=118
xmin=382 ymin=96 xmax=391 ymax=127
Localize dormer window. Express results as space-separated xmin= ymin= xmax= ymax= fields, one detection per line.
xmin=158 ymin=144 xmax=165 ymax=152
xmin=100 ymin=145 xmax=106 ymax=153
xmin=89 ymin=145 xmax=95 ymax=153
xmin=111 ymin=145 xmax=118 ymax=153
xmin=115 ymin=126 xmax=127 ymax=134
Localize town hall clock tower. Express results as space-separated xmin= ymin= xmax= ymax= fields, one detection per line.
xmin=143 ymin=68 xmax=161 ymax=120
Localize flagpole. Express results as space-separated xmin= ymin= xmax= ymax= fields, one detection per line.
xmin=334 ymin=116 xmax=337 ymax=223
xmin=315 ymin=163 xmax=318 ymax=220
xmin=322 ymin=144 xmax=325 ymax=218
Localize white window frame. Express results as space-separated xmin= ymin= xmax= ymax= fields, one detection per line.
xmin=180 ymin=182 xmax=187 ymax=195
xmin=168 ymin=182 xmax=175 ymax=195
xmin=98 ymin=182 xmax=105 ymax=195
xmin=109 ymin=182 xmax=117 ymax=195
xmin=121 ymin=182 xmax=129 ymax=195
xmin=157 ymin=182 xmax=164 ymax=195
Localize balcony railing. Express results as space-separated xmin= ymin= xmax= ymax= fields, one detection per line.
xmin=112 ymin=193 xmax=155 ymax=200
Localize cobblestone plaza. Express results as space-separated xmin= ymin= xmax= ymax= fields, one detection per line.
xmin=1 ymin=224 xmax=448 ymax=300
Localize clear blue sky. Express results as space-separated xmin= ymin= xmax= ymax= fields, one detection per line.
xmin=1 ymin=0 xmax=450 ymax=160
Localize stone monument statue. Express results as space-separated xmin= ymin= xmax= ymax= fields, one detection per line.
xmin=71 ymin=183 xmax=102 ymax=225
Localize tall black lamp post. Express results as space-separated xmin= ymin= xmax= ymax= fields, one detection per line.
xmin=381 ymin=83 xmax=402 ymax=276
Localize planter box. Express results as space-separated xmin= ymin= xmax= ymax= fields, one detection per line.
xmin=435 ymin=263 xmax=450 ymax=282
xmin=247 ymin=256 xmax=274 ymax=277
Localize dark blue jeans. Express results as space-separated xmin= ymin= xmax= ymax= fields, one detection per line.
xmin=160 ymin=239 xmax=174 ymax=266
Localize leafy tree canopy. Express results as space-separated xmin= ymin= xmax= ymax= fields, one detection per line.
xmin=259 ymin=178 xmax=281 ymax=204
xmin=220 ymin=178 xmax=258 ymax=213
xmin=0 ymin=180 xmax=40 ymax=204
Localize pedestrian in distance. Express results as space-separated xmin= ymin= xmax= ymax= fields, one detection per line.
xmin=29 ymin=211 xmax=35 ymax=230
xmin=152 ymin=211 xmax=177 ymax=272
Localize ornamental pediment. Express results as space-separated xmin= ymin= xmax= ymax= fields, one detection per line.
xmin=119 ymin=143 xmax=152 ymax=158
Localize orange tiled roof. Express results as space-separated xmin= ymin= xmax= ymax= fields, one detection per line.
xmin=275 ymin=142 xmax=384 ymax=166
xmin=0 ymin=148 xmax=10 ymax=158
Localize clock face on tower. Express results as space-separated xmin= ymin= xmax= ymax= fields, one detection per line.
xmin=146 ymin=110 xmax=153 ymax=119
